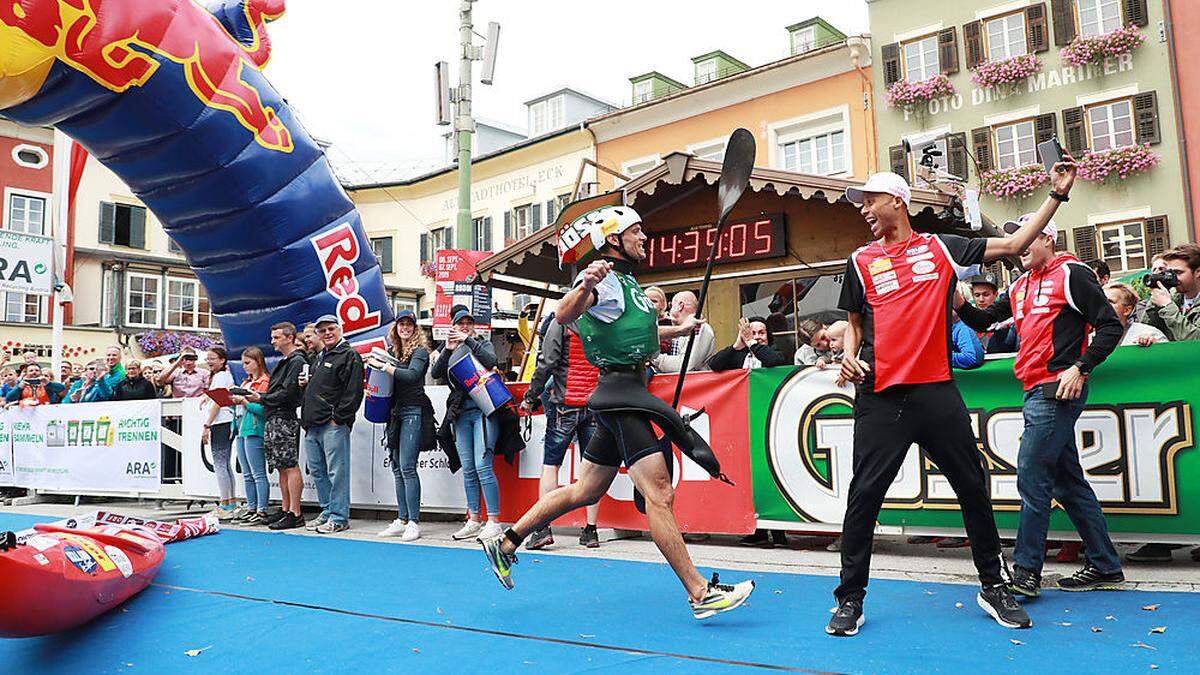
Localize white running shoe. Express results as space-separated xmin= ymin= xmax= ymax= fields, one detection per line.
xmin=379 ymin=519 xmax=407 ymax=538
xmin=478 ymin=521 xmax=503 ymax=541
xmin=401 ymin=522 xmax=421 ymax=542
xmin=452 ymin=520 xmax=483 ymax=540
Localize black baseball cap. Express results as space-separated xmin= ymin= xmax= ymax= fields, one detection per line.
xmin=968 ymin=273 xmax=998 ymax=289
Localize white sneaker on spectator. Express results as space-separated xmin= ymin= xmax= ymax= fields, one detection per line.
xmin=230 ymin=505 xmax=250 ymax=520
xmin=315 ymin=520 xmax=349 ymax=534
xmin=452 ymin=520 xmax=483 ymax=540
xmin=379 ymin=519 xmax=407 ymax=538
xmin=305 ymin=513 xmax=329 ymax=531
xmin=479 ymin=521 xmax=503 ymax=541
xmin=401 ymin=522 xmax=421 ymax=542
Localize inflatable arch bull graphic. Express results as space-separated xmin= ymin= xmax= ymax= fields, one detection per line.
xmin=0 ymin=0 xmax=393 ymax=353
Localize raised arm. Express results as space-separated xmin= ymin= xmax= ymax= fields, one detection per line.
xmin=984 ymin=159 xmax=1077 ymax=261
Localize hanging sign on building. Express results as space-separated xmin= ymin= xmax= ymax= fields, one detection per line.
xmin=0 ymin=230 xmax=54 ymax=296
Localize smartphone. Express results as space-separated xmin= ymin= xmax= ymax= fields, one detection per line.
xmin=228 ymin=387 xmax=253 ymax=396
xmin=1037 ymin=137 xmax=1064 ymax=173
xmin=1041 ymin=381 xmax=1060 ymax=400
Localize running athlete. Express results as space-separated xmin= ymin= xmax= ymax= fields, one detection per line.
xmin=481 ymin=205 xmax=755 ymax=620
xmin=827 ymin=161 xmax=1077 ymax=637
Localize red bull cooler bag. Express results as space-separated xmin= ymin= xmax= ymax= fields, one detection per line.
xmin=364 ymin=367 xmax=393 ymax=424
xmin=447 ymin=346 xmax=511 ymax=416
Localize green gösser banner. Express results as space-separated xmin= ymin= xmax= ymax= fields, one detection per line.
xmin=751 ymin=342 xmax=1199 ymax=541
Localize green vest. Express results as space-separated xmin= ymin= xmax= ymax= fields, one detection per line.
xmin=575 ymin=270 xmax=659 ymax=368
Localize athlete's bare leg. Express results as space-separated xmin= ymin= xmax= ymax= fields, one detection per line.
xmin=626 ymin=452 xmax=709 ymax=602
xmin=501 ymin=460 xmax=616 ymax=555
xmin=539 ymin=466 xmax=599 ymax=526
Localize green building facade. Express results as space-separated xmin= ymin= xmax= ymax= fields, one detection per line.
xmin=867 ymin=0 xmax=1189 ymax=278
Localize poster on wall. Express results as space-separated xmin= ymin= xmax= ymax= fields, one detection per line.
xmin=0 ymin=229 xmax=54 ymax=296
xmin=433 ymin=249 xmax=493 ymax=340
xmin=5 ymin=400 xmax=162 ymax=493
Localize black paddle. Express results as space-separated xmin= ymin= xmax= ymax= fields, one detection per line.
xmin=669 ymin=127 xmax=756 ymax=409
xmin=634 ymin=129 xmax=756 ymax=514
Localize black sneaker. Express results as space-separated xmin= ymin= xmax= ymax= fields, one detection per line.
xmin=240 ymin=512 xmax=265 ymax=526
xmin=263 ymin=510 xmax=289 ymax=525
xmin=826 ymin=599 xmax=865 ymax=636
xmin=525 ymin=527 xmax=554 ymax=550
xmin=268 ymin=512 xmax=302 ymax=530
xmin=1008 ymin=565 xmax=1042 ymax=599
xmin=1057 ymin=564 xmax=1125 ymax=592
xmin=1127 ymin=543 xmax=1177 ymax=563
xmin=977 ymin=584 xmax=1032 ymax=629
xmin=579 ymin=525 xmax=599 ymax=548
xmin=740 ymin=529 xmax=771 ymax=547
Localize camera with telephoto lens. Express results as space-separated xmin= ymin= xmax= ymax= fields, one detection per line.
xmin=1143 ymin=269 xmax=1180 ymax=289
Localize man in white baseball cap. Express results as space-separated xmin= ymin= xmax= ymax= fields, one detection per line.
xmin=844 ymin=171 xmax=912 ymax=209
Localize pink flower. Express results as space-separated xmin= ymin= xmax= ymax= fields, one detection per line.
xmin=886 ymin=74 xmax=956 ymax=109
xmin=972 ymin=54 xmax=1043 ymax=88
xmin=1077 ymin=144 xmax=1160 ymax=183
xmin=980 ymin=164 xmax=1050 ymax=199
xmin=1061 ymin=25 xmax=1145 ymax=67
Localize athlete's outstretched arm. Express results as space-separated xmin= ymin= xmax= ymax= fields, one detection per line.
xmin=837 ymin=312 xmax=870 ymax=387
xmin=555 ymin=260 xmax=608 ymax=324
xmin=983 ymin=158 xmax=1077 ymax=262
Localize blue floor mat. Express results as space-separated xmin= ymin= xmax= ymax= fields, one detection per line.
xmin=0 ymin=512 xmax=1194 ymax=673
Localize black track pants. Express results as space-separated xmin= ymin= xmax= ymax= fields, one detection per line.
xmin=834 ymin=380 xmax=1004 ymax=604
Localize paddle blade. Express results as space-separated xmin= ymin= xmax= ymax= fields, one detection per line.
xmin=717 ymin=128 xmax=756 ymax=222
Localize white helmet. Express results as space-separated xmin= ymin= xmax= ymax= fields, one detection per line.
xmin=558 ymin=205 xmax=642 ymax=267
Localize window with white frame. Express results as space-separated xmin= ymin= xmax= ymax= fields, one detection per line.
xmin=1078 ymin=0 xmax=1122 ymax=39
xmin=394 ymin=298 xmax=418 ymax=317
xmin=125 ymin=273 xmax=161 ymax=327
xmin=166 ymin=277 xmax=214 ymax=330
xmin=985 ymin=12 xmax=1027 ymax=61
xmin=633 ymin=80 xmax=653 ymax=104
xmin=994 ymin=120 xmax=1038 ymax=169
xmin=908 ymin=136 xmax=950 ymax=178
xmin=1087 ymin=99 xmax=1135 ymax=152
xmin=1098 ymin=221 xmax=1146 ymax=272
xmin=695 ymin=59 xmax=718 ymax=84
xmin=780 ymin=130 xmax=846 ymax=175
xmin=690 ymin=141 xmax=726 ymax=162
xmin=513 ymin=204 xmax=532 ymax=240
xmin=4 ymin=293 xmax=41 ymax=323
xmin=7 ymin=193 xmax=46 ymax=235
xmin=791 ymin=26 xmax=817 ymax=55
xmin=11 ymin=144 xmax=48 ymax=169
xmin=903 ymin=35 xmax=940 ymax=83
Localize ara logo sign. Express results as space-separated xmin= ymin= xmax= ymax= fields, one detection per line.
xmin=126 ymin=461 xmax=157 ymax=476
xmin=765 ymin=368 xmax=1195 ymax=524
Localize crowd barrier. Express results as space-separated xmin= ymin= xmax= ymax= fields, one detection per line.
xmin=2 ymin=341 xmax=1197 ymax=542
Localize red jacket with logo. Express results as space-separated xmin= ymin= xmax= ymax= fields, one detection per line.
xmin=957 ymin=253 xmax=1123 ymax=390
xmin=839 ymin=232 xmax=987 ymax=392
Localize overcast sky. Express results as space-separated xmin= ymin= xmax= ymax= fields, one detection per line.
xmin=265 ymin=0 xmax=869 ymax=174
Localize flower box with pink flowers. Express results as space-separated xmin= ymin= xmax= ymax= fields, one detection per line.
xmin=1077 ymin=144 xmax=1160 ymax=183
xmin=979 ymin=165 xmax=1050 ymax=200
xmin=886 ymin=74 xmax=956 ymax=111
xmin=1060 ymin=25 xmax=1145 ymax=67
xmin=971 ymin=54 xmax=1042 ymax=89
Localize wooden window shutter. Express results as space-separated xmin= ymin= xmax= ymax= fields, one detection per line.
xmin=1051 ymin=0 xmax=1076 ymax=45
xmin=1062 ymin=106 xmax=1089 ymax=155
xmin=99 ymin=201 xmax=116 ymax=244
xmin=947 ymin=132 xmax=969 ymax=180
xmin=938 ymin=28 xmax=960 ymax=75
xmin=972 ymin=127 xmax=994 ymax=174
xmin=129 ymin=205 xmax=146 ymax=249
xmin=546 ymin=199 xmax=557 ymax=225
xmin=1034 ymin=112 xmax=1058 ymax=145
xmin=531 ymin=202 xmax=543 ymax=232
xmin=419 ymin=233 xmax=429 ymax=263
xmin=1072 ymin=225 xmax=1098 ymax=261
xmin=963 ymin=21 xmax=985 ymax=70
xmin=483 ymin=216 xmax=493 ymax=252
xmin=1054 ymin=235 xmax=1068 ymax=252
xmin=503 ymin=210 xmax=513 ymax=245
xmin=1133 ymin=91 xmax=1161 ymax=145
xmin=1026 ymin=3 xmax=1050 ymax=53
xmin=1123 ymin=0 xmax=1149 ymax=27
xmin=882 ymin=42 xmax=901 ymax=86
xmin=889 ymin=144 xmax=911 ymax=183
xmin=377 ymin=237 xmax=393 ymax=272
xmin=1144 ymin=216 xmax=1169 ymax=257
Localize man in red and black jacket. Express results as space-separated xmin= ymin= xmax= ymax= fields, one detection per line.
xmin=955 ymin=214 xmax=1125 ymax=598
xmin=827 ymin=160 xmax=1077 ymax=637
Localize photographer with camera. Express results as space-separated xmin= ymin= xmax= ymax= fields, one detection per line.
xmin=1144 ymin=243 xmax=1200 ymax=342
xmin=4 ymin=364 xmax=66 ymax=407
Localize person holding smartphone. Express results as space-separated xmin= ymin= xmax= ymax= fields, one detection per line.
xmin=954 ymin=211 xmax=1125 ymax=597
xmin=4 ymin=364 xmax=65 ymax=407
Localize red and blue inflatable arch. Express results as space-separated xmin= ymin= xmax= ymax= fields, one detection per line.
xmin=0 ymin=0 xmax=393 ymax=353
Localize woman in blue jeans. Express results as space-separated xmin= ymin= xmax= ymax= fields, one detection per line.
xmin=367 ymin=310 xmax=431 ymax=541
xmin=432 ymin=309 xmax=501 ymax=541
xmin=232 ymin=347 xmax=271 ymax=525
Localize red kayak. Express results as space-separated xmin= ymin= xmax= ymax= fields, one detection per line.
xmin=0 ymin=511 xmax=218 ymax=638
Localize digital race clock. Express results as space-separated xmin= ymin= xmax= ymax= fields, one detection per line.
xmin=644 ymin=214 xmax=786 ymax=271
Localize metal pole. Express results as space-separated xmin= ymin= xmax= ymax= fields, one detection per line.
xmin=50 ymin=130 xmax=72 ymax=381
xmin=455 ymin=0 xmax=475 ymax=246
